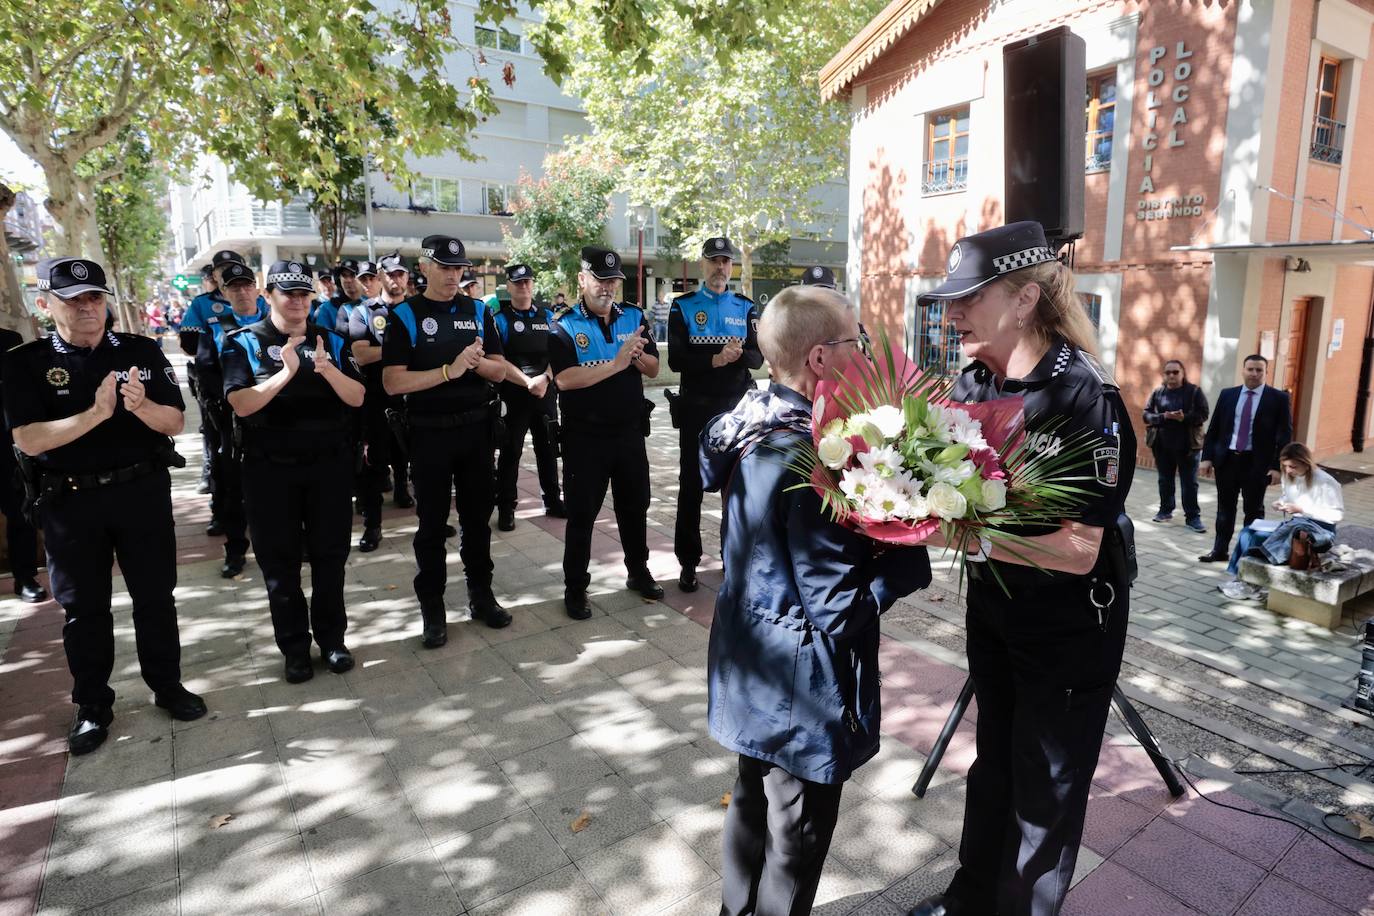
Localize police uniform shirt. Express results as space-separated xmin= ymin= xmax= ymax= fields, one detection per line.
xmin=548 ymin=301 xmax=657 ymax=426
xmin=666 ymin=286 xmax=762 ymax=399
xmin=3 ymin=331 xmax=186 ymax=473
xmin=312 ymin=295 xmax=348 ymax=338
xmin=951 ymin=337 xmax=1136 ymax=534
xmin=493 ymin=302 xmax=555 ymax=379
xmin=381 ymin=293 xmax=504 ymax=414
xmin=220 ymin=321 xmax=362 ymax=450
xmin=183 ymin=290 xmax=268 ymax=333
xmin=195 ymin=301 xmax=270 ymax=397
xmin=347 ymin=297 xmax=396 ymax=391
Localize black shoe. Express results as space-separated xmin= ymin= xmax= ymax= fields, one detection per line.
xmin=497 ymin=509 xmax=515 ymax=532
xmin=420 ymin=605 xmax=448 ymax=648
xmin=394 ymin=488 xmax=415 ymax=509
xmin=154 ymin=684 xmax=208 ymax=721
xmin=284 ymin=654 xmax=314 ymax=684
xmin=908 ymin=895 xmax=967 ymax=916
xmin=69 ymin=704 xmax=113 ymax=755
xmin=196 ymin=480 xmax=212 ymax=495
xmin=1198 ymin=551 xmax=1227 ymax=563
xmin=221 ymin=556 xmax=245 ymax=579
xmin=205 ymin=519 xmax=224 ymax=537
xmin=626 ymin=572 xmax=664 ymax=601
xmin=14 ymin=578 xmax=47 ymax=602
xmin=358 ymin=528 xmax=382 ymax=552
xmin=564 ymin=589 xmax=591 ymax=620
xmin=470 ymin=595 xmax=512 ymax=629
xmin=323 ymin=647 xmax=354 ymax=674
xmin=678 ymin=566 xmax=698 ymax=593
xmin=544 ymin=500 xmax=567 ymax=519
xmin=443 ymin=524 xmax=457 ymax=539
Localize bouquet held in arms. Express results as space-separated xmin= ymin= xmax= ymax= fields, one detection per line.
xmin=797 ymin=334 xmax=1094 ymax=587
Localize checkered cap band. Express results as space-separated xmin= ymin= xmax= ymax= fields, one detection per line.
xmin=992 ymin=246 xmax=1055 ymax=274
xmin=421 ymin=247 xmax=436 ymax=259
xmin=268 ymin=271 xmax=313 ymax=286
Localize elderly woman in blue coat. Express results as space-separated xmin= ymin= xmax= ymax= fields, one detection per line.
xmin=701 ymin=285 xmax=932 ymax=916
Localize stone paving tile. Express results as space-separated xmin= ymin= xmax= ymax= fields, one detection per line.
xmin=578 ymin=821 xmax=718 ymax=916
xmin=173 ymin=758 xmax=299 ymax=874
xmin=828 ymin=796 xmax=950 ymax=890
xmin=498 ymin=734 xmax=616 ymax=806
xmin=435 ymin=809 xmax=571 ymax=910
xmin=1158 ymin=787 xmax=1304 ymax=869
xmin=530 ymin=774 xmax=660 ymax=861
xmin=394 ymin=759 xmax=527 ymax=848
xmin=1060 ymin=860 xmax=1203 ymax=916
xmin=470 ymin=862 xmax=609 ymax=916
xmin=1112 ymin=818 xmax=1267 ymax=915
xmin=45 ymin=878 xmax=181 ymax=916
xmin=1271 ymin=832 xmax=1374 ymax=914
xmin=620 ymin=740 xmax=735 ymax=820
xmin=178 ymin=833 xmax=317 ymax=916
xmin=39 ymin=821 xmax=178 ymax=913
xmin=301 ymin=803 xmax=430 ymax=891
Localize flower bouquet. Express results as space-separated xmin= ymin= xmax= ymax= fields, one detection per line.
xmin=798 ymin=334 xmax=1096 ymax=582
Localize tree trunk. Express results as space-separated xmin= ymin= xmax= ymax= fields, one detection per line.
xmin=739 ymin=244 xmax=753 ymax=299
xmin=44 ymin=167 xmax=104 ymax=260
xmin=0 ymin=185 xmax=32 ymax=332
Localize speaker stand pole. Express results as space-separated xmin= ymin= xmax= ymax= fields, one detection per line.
xmin=910 ymin=677 xmax=1185 ymax=799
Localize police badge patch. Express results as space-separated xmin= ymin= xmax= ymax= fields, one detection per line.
xmin=1094 ymin=446 xmax=1120 ymax=486
xmin=421 ymin=316 xmax=439 ymax=336
xmin=574 ymin=332 xmax=590 ymax=349
xmin=605 ymin=253 xmax=615 ymax=267
xmin=514 ymin=320 xmax=525 ymax=332
xmin=947 ymin=244 xmax=963 ymax=273
xmin=164 ymin=367 xmax=177 ymax=385
xmin=212 ymin=303 xmax=224 ymax=313
xmin=71 ymin=262 xmax=89 ymax=280
xmin=694 ymin=311 xmax=708 ymax=328
xmin=267 ymin=345 xmax=284 ymax=362
xmin=46 ymin=368 xmax=70 ymax=387
xmin=373 ymin=315 xmax=387 ymax=331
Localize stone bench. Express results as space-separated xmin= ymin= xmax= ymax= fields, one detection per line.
xmin=1239 ymin=525 xmax=1374 ymax=628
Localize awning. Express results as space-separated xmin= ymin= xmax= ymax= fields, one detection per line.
xmin=1170 ymin=238 xmax=1374 ymax=263
xmin=820 ymin=0 xmax=945 ymax=102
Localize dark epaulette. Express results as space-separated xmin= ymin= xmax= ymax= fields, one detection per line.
xmin=224 ymin=324 xmax=254 ymax=338
xmin=1074 ymin=348 xmax=1118 ymax=389
xmin=671 ymin=292 xmax=695 ymax=303
xmin=551 ymin=305 xmax=574 ymax=320
xmin=732 ymin=290 xmax=755 ymax=303
xmin=9 ymin=336 xmax=45 ymax=354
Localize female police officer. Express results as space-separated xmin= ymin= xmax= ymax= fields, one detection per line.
xmin=221 ymin=260 xmax=366 ymax=684
xmin=907 ymin=222 xmax=1135 ymax=916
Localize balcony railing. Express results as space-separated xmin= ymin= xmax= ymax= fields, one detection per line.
xmin=922 ymin=157 xmax=968 ymax=194
xmin=1085 ymin=130 xmax=1114 ymax=172
xmin=1311 ymin=115 xmax=1346 ymax=164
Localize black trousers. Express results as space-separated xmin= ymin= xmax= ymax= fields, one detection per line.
xmin=719 ymin=754 xmax=844 ymax=916
xmin=1151 ymin=446 xmax=1200 ymax=521
xmin=211 ymin=435 xmax=249 ymax=562
xmin=410 ymin=423 xmax=494 ymax=606
xmin=358 ymin=398 xmax=409 ymax=531
xmin=242 ymin=450 xmax=352 ymax=658
xmin=945 ymin=569 xmax=1128 ymax=916
xmin=1211 ymin=451 xmax=1268 ymax=555
xmin=675 ymin=394 xmax=740 ymax=569
xmin=0 ymin=455 xmax=38 ymax=580
xmin=496 ymin=387 xmax=561 ymax=513
xmin=204 ymin=410 xmax=226 ymax=520
xmin=562 ymin=425 xmax=650 ymax=592
xmin=43 ymin=470 xmax=181 ymax=708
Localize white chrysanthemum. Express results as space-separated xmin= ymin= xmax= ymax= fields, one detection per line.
xmin=945 ymin=408 xmax=989 ymax=451
xmin=920 ymin=457 xmax=978 ymax=486
xmin=927 ymin=481 xmax=969 ymax=520
xmin=862 ymin=482 xmax=911 ymax=521
xmin=838 ymin=468 xmax=875 ymax=503
xmin=867 ymin=404 xmax=906 ymax=440
xmin=818 ymin=435 xmax=853 ymax=470
xmin=857 ymin=445 xmax=904 ymax=479
xmin=905 ymin=494 xmax=931 ymax=520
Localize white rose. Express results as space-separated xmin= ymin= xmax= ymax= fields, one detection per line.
xmin=867 ymin=404 xmax=906 ymax=440
xmin=905 ymin=494 xmax=931 ymax=520
xmin=926 ymin=481 xmax=969 ymax=520
xmin=818 ymin=434 xmax=854 ymax=470
xmin=980 ymin=478 xmax=1008 ymax=512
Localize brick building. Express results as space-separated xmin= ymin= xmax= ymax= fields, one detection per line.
xmin=822 ymin=0 xmax=1374 ymax=461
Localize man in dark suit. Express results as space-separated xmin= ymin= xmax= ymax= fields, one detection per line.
xmin=1197 ymin=354 xmax=1292 ymax=562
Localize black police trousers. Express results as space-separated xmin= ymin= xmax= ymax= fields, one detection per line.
xmin=945 ymin=569 xmax=1128 ymax=916
xmin=410 ymin=424 xmax=495 ymax=607
xmin=358 ymin=399 xmax=409 ymax=531
xmin=562 ymin=424 xmax=650 ymax=592
xmin=209 ymin=427 xmax=249 ymax=562
xmin=43 ymin=470 xmax=181 ymax=708
xmin=242 ymin=450 xmax=352 ymax=658
xmin=719 ymin=753 xmax=844 ymax=916
xmin=496 ymin=387 xmax=560 ymax=514
xmin=0 ymin=451 xmax=38 ymax=580
xmin=674 ymin=394 xmax=739 ymax=569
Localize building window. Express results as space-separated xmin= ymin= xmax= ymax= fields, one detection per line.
xmin=411 ymin=177 xmax=461 ymax=213
xmin=1311 ymin=56 xmax=1345 ymax=163
xmin=475 ymin=25 xmax=521 ymax=54
xmin=915 ymin=300 xmax=961 ymax=376
xmin=625 ymin=209 xmax=658 ymax=249
xmin=1085 ymin=72 xmax=1116 ymax=172
xmin=923 ymin=107 xmax=969 ymax=194
xmin=1080 ymin=292 xmax=1102 ymax=329
xmin=481 ymin=183 xmax=518 ymax=216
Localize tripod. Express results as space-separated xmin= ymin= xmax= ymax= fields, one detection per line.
xmin=911 ymin=677 xmax=1185 ymax=799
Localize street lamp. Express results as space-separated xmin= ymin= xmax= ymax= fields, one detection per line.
xmin=631 ymin=203 xmax=653 ymax=307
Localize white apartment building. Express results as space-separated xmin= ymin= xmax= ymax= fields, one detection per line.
xmin=169 ymin=1 xmax=848 ymax=304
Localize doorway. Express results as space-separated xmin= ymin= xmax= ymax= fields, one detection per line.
xmin=1281 ymin=297 xmax=1314 ymax=429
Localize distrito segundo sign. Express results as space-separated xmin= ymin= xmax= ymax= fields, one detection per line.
xmin=1136 ymin=41 xmax=1205 ymax=220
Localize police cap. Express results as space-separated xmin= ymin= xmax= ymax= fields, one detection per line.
xmin=220 ymin=262 xmax=257 ymax=287
xmin=802 ymin=266 xmax=836 ymax=289
xmin=37 ymin=257 xmax=112 ymax=300
xmin=378 ymin=251 xmax=409 ymax=275
xmin=919 ymin=221 xmax=1058 ymax=305
xmin=265 ymin=260 xmax=315 ymax=292
xmin=211 ymin=250 xmax=247 ymax=270
xmin=420 ymin=234 xmax=472 ymax=267
xmin=458 ymin=269 xmax=480 ymax=288
xmin=505 ymin=263 xmax=534 ymax=282
xmin=336 ymin=259 xmax=362 ymax=278
xmin=580 ymin=246 xmax=625 ymax=280
xmin=702 ymin=237 xmax=736 ymax=260
xmin=355 ymin=260 xmax=379 ymax=279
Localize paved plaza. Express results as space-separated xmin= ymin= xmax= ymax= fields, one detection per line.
xmin=1 ymin=364 xmax=1373 ymax=916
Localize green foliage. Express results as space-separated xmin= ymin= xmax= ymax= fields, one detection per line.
xmin=82 ymin=129 xmax=168 ymax=304
xmin=501 ymin=148 xmax=618 ymax=298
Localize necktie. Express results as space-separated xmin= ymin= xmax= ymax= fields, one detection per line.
xmin=1236 ymin=389 xmax=1255 ymax=452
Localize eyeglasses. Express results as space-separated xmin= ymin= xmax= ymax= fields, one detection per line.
xmin=1163 ymin=370 xmax=1182 ymax=375
xmin=823 ymin=323 xmax=871 ymax=355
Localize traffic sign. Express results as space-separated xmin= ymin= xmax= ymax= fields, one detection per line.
xmin=171 ymin=274 xmax=197 ymax=291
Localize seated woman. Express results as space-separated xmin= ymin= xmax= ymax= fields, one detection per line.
xmin=1220 ymin=442 xmax=1343 ymax=600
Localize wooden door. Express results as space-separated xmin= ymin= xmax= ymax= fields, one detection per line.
xmin=1282 ymin=298 xmax=1311 ymax=429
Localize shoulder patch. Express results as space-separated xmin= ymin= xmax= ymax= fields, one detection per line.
xmin=671 ymin=292 xmax=694 ymax=303
xmin=1076 ymin=349 xmax=1117 ymax=388
xmin=552 ymin=305 xmax=574 ymax=320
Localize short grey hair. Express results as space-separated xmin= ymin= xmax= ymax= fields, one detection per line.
xmin=757 ymin=286 xmax=854 ymax=376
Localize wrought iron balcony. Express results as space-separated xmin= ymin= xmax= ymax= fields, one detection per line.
xmin=922 ymin=157 xmax=968 ymax=195
xmin=1311 ymin=115 xmax=1346 ymax=164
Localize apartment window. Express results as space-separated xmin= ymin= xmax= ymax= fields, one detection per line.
xmin=1085 ymin=72 xmax=1116 ymax=172
xmin=481 ymin=183 xmax=519 ymax=216
xmin=915 ymin=301 xmax=961 ymax=376
xmin=411 ymin=177 xmax=461 ymax=213
xmin=625 ymin=209 xmax=658 ymax=249
xmin=923 ymin=107 xmax=969 ymax=194
xmin=1080 ymin=292 xmax=1102 ymax=329
xmin=1311 ymin=56 xmax=1345 ymax=163
xmin=475 ymin=25 xmax=521 ymax=53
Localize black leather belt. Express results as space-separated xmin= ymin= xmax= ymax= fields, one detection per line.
xmin=408 ymin=404 xmax=490 ymax=429
xmin=42 ymin=459 xmax=161 ymax=492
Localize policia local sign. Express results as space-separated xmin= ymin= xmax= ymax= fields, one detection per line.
xmin=1137 ymin=41 xmax=1205 ymax=221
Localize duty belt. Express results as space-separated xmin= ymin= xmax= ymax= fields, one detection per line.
xmin=407 ymin=404 xmax=491 ymax=429
xmin=41 ymin=459 xmax=162 ymax=492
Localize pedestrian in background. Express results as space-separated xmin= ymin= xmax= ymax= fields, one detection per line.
xmin=1142 ymin=359 xmax=1209 ymax=531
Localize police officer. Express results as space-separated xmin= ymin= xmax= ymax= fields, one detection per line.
xmin=5 ymin=257 xmax=205 ymax=754
xmin=0 ymin=326 xmax=47 ymax=603
xmin=493 ymin=263 xmax=564 ymax=531
xmin=180 ymin=253 xmax=234 ymax=496
xmin=801 ymin=265 xmax=837 ymax=289
xmin=335 ymin=259 xmax=378 ymax=337
xmin=666 ymin=237 xmax=762 ymax=591
xmin=315 ymin=260 xmax=366 ymax=337
xmin=358 ymin=260 xmax=383 ymax=302
xmin=906 ymin=223 xmax=1136 ymax=916
xmin=549 ymin=246 xmax=664 ymax=619
xmin=195 ymin=261 xmax=268 ymax=577
xmin=382 ymin=235 xmax=510 ymax=645
xmin=348 ymin=251 xmax=414 ymax=552
xmin=221 ymin=260 xmax=366 ymax=684
xmin=457 ymin=268 xmax=482 ymax=302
